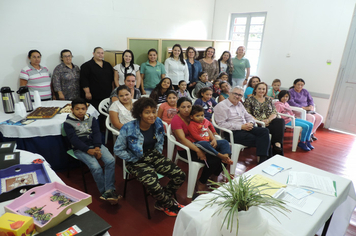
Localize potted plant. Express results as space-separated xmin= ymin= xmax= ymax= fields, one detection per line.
xmin=199 ymin=165 xmax=290 ymax=236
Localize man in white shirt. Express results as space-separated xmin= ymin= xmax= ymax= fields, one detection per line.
xmin=214 ymin=86 xmax=270 ymax=163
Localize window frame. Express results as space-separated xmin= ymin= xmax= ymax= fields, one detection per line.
xmin=229 ymin=12 xmax=267 ymax=75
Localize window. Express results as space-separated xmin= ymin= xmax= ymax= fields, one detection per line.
xmin=229 ymin=12 xmax=267 ymax=75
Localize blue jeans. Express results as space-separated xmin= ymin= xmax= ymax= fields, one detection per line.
xmin=74 ymin=145 xmax=116 ymax=194
xmin=287 ymin=119 xmax=313 ymax=142
xmin=195 ymin=139 xmax=231 ymax=156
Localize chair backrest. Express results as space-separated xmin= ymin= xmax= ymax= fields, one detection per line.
xmin=105 ymin=116 xmax=120 ymax=136
xmin=98 ymin=98 xmax=111 ymax=116
xmin=61 ymin=123 xmax=68 ymax=137
xmin=191 ymin=88 xmax=197 ymax=99
xmin=166 ymin=124 xmax=176 ymax=142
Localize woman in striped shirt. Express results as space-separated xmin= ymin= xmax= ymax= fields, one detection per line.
xmin=19 ymin=50 xmax=52 ymax=101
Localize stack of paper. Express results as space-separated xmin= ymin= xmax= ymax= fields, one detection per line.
xmin=287 ymin=171 xmax=337 ymax=197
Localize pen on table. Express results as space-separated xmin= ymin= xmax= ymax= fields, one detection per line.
xmin=204 ymin=160 xmax=209 ymax=168
xmin=280 ymin=167 xmax=292 ymax=173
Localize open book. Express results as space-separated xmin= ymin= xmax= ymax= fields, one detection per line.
xmin=287 ymin=171 xmax=337 ymax=197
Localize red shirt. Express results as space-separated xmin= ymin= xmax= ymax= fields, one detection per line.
xmin=187 ymin=119 xmax=216 ymax=142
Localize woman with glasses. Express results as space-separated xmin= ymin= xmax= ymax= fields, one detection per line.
xmin=52 ymin=49 xmax=80 ymax=100
xmin=244 ymin=82 xmax=285 ymax=156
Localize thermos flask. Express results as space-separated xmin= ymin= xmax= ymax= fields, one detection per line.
xmin=1 ymin=87 xmax=15 ymax=113
xmin=17 ymin=86 xmax=33 ymax=112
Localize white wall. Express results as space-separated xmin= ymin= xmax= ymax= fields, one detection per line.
xmin=212 ymin=0 xmax=356 ymax=120
xmin=0 ymin=0 xmax=214 ymax=98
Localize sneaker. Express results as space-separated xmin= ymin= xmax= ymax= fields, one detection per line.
xmin=173 ymin=199 xmax=185 ymax=210
xmin=154 ymin=202 xmax=179 ymax=217
xmin=306 ymin=141 xmax=314 ymax=150
xmin=298 ymin=142 xmax=311 ymax=151
xmin=100 ymin=189 xmax=121 ymax=205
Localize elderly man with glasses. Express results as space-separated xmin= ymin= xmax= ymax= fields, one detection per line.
xmin=214 ymin=86 xmax=270 ymax=163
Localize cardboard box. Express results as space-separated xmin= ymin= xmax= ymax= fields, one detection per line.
xmin=5 ymin=182 xmax=92 ymax=233
xmin=0 ymin=212 xmax=35 ymax=236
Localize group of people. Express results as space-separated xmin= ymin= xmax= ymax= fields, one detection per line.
xmin=19 ymin=45 xmax=323 ymax=217
xmin=19 ymin=45 xmax=251 ymax=104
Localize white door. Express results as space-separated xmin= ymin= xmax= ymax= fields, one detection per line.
xmin=326 ymin=11 xmax=356 ymax=134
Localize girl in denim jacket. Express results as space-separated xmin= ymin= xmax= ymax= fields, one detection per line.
xmin=114 ymin=97 xmax=185 ymax=217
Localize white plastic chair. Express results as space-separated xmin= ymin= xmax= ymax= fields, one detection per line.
xmin=105 ymin=116 xmax=125 ymax=179
xmin=212 ymin=114 xmax=269 ymax=173
xmin=290 ymin=106 xmax=307 ymax=120
xmin=211 ymin=114 xmax=247 ymax=174
xmin=271 ymin=99 xmax=307 ymax=121
xmin=278 ymin=113 xmax=302 ymax=152
xmin=166 ymin=124 xmax=205 ymax=198
xmin=191 ymin=88 xmax=197 ymax=99
xmin=99 ymin=98 xmax=111 ymax=144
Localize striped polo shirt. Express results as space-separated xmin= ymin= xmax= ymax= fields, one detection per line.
xmin=19 ymin=64 xmax=51 ymax=100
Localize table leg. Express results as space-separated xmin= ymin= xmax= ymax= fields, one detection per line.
xmin=321 ymin=213 xmax=333 ymax=236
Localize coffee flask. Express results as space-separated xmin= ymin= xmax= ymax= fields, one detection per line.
xmin=1 ymin=87 xmax=15 ymax=113
xmin=17 ymin=86 xmax=33 ymax=112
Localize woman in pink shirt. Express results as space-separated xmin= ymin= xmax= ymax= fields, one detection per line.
xmin=275 ymin=90 xmax=314 ymax=151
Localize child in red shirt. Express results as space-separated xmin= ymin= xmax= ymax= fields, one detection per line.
xmin=187 ymin=105 xmax=233 ymax=165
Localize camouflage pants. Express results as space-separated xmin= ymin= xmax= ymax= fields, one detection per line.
xmin=126 ymin=149 xmax=186 ymax=208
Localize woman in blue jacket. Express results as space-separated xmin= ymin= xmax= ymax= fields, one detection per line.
xmin=185 ymin=46 xmax=202 ymax=95
xmin=114 ymin=97 xmax=185 ymax=217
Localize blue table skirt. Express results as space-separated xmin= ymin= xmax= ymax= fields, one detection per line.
xmin=0 ymin=133 xmax=67 ymax=171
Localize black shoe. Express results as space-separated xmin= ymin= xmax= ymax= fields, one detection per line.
xmin=258 ymin=156 xmax=268 ymax=164
xmin=311 ymin=134 xmax=318 ymax=141
xmin=273 ymin=145 xmax=284 ymax=156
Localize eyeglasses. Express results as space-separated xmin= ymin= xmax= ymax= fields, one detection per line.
xmin=62 ymin=55 xmax=72 ymax=58
xmin=231 ymin=92 xmax=243 ymax=97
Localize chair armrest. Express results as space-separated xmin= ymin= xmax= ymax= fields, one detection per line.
xmin=255 ymin=120 xmax=265 ymax=128
xmin=211 ymin=114 xmax=235 ymax=143
xmin=278 ymin=113 xmax=295 ymax=127
xmin=290 ymin=106 xmax=306 ymax=120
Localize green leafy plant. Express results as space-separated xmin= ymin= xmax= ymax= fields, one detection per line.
xmin=199 ymin=165 xmax=290 ymax=235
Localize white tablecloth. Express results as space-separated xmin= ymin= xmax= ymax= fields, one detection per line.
xmin=0 ymin=101 xmax=99 ymax=138
xmin=0 ymin=149 xmax=109 ymax=236
xmin=173 ymin=155 xmax=356 ymax=236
